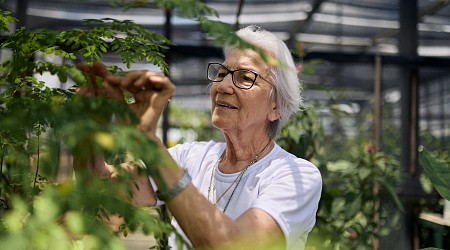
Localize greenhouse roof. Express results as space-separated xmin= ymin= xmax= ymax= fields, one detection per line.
xmin=4 ymin=0 xmax=450 ymax=96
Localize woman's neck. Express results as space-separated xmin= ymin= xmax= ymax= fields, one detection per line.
xmin=219 ymin=133 xmax=273 ymax=174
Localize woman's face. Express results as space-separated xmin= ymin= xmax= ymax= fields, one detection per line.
xmin=210 ymin=49 xmax=280 ymax=136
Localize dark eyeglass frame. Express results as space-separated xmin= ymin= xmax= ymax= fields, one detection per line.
xmin=207 ymin=62 xmax=272 ymax=90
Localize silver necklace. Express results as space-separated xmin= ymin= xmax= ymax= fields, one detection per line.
xmin=207 ymin=140 xmax=272 ymax=212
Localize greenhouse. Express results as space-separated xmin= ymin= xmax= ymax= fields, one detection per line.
xmin=0 ymin=0 xmax=449 ymax=249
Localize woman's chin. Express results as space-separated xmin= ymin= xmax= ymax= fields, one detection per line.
xmin=211 ymin=118 xmax=232 ymax=131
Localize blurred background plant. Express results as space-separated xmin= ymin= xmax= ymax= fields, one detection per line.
xmin=1 ymin=0 xmax=449 ymax=249
xmin=275 ymin=102 xmax=403 ymax=250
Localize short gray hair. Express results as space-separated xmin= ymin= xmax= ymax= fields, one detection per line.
xmin=223 ymin=25 xmax=302 ymax=139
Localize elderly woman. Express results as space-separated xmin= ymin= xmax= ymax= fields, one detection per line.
xmin=78 ymin=25 xmax=322 ymax=250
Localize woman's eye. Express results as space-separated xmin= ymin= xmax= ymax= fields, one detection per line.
xmin=217 ymin=72 xmax=227 ymax=78
xmin=242 ymin=75 xmax=253 ymax=81
xmin=238 ymin=72 xmax=255 ymax=82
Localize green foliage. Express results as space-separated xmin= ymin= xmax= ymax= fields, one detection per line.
xmin=0 ymin=177 xmax=171 ymax=250
xmin=308 ymin=144 xmax=402 ymax=250
xmin=419 ymin=149 xmax=450 ymax=201
xmin=277 ymin=106 xmax=323 ymax=160
xmin=0 ymin=10 xmax=17 ymax=33
xmin=0 ymin=81 xmax=172 ymax=248
xmin=276 ymin=105 xmax=402 ymax=250
xmin=78 ymin=18 xmax=171 ymax=70
xmin=379 ymin=99 xmax=402 ymax=160
xmin=1 ymin=18 xmax=170 ymax=77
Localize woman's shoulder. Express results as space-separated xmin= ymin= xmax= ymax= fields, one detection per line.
xmin=168 ymin=140 xmax=225 ymax=160
xmin=169 ymin=140 xmax=224 ymax=152
xmin=168 ymin=140 xmax=225 ymax=172
xmin=271 ymin=144 xmax=317 ymax=166
xmin=265 ymin=144 xmax=321 ymax=178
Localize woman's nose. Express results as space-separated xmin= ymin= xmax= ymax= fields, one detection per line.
xmin=216 ymin=74 xmax=235 ymax=93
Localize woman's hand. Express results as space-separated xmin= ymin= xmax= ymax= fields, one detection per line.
xmin=74 ymin=62 xmax=159 ymax=206
xmin=76 ymin=62 xmax=175 ymax=138
xmin=113 ymin=70 xmax=175 ymax=137
xmin=76 ymin=62 xmax=125 ymax=101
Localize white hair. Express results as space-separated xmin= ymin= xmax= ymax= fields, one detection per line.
xmin=223 ymin=25 xmax=302 ymax=139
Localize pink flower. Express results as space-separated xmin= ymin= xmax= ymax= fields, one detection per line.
xmin=351 ymin=230 xmax=358 ymax=239
xmin=366 ymin=144 xmax=375 ymax=154
xmin=296 ymin=63 xmax=302 ymax=74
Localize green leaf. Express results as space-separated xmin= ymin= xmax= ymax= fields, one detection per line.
xmin=346 ymin=194 xmax=362 ymax=218
xmin=57 ymin=70 xmax=68 ymax=83
xmin=358 ymin=167 xmax=371 ymax=180
xmin=331 ymin=197 xmax=346 ymax=216
xmin=378 ymin=178 xmax=404 ymax=212
xmin=68 ymin=67 xmax=87 ymax=85
xmin=420 ymin=150 xmax=450 ymax=201
xmin=419 ymin=173 xmax=434 ymax=194
xmin=64 ymin=212 xmax=85 ymax=234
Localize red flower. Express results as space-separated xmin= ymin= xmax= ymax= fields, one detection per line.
xmin=351 ymin=230 xmax=358 ymax=239
xmin=296 ymin=63 xmax=302 ymax=74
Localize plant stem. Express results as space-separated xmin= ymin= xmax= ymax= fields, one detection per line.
xmin=33 ymin=132 xmax=40 ymax=188
xmin=0 ymin=146 xmax=4 ymax=196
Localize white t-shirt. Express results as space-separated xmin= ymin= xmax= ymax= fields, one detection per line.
xmin=161 ymin=140 xmax=322 ymax=250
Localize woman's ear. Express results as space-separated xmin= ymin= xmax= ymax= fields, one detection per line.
xmin=268 ymin=101 xmax=281 ymax=122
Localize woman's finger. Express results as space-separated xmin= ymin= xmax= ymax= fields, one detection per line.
xmin=105 ymin=75 xmax=123 ymax=86
xmin=76 ymin=86 xmax=96 ymax=97
xmin=76 ymin=62 xmax=91 ymax=74
xmin=120 ymin=71 xmax=169 ymax=93
xmin=97 ymin=81 xmax=125 ymax=101
xmin=118 ymin=71 xmax=146 ymax=94
xmin=76 ymin=62 xmax=97 ymax=88
xmin=92 ymin=62 xmax=112 ymax=78
xmin=133 ymin=72 xmax=165 ymax=89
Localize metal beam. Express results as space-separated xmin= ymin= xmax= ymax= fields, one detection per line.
xmin=288 ymin=0 xmax=326 ymax=46
xmin=162 ymin=9 xmax=173 ymax=147
xmin=398 ymin=0 xmax=419 ymax=175
xmin=235 ymin=0 xmax=246 ymax=30
xmin=397 ymin=1 xmax=420 ymax=250
xmin=303 ymin=51 xmax=450 ymax=67
xmin=16 ymin=0 xmax=29 ymax=28
xmin=372 ymin=0 xmax=450 ymax=45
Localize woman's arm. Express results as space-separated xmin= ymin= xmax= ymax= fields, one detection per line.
xmin=148 ymin=138 xmax=286 ymax=249
xmin=78 ymin=62 xmax=286 ymax=249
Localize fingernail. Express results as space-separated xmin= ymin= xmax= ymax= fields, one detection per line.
xmin=149 ymin=75 xmax=163 ymax=81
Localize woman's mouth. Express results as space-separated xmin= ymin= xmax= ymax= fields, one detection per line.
xmin=216 ymin=100 xmax=238 ymax=109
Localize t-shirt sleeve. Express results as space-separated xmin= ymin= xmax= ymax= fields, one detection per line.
xmin=150 ymin=142 xmax=194 ymax=205
xmin=167 ymin=142 xmax=191 ymax=169
xmin=251 ymin=158 xmax=322 ymax=249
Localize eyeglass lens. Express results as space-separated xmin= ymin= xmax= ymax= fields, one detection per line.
xmin=208 ymin=63 xmax=257 ymax=89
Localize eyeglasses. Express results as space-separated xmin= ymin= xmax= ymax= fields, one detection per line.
xmin=207 ymin=63 xmax=272 ymax=90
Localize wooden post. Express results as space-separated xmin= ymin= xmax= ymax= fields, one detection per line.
xmin=373 ymin=55 xmax=382 ymax=250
